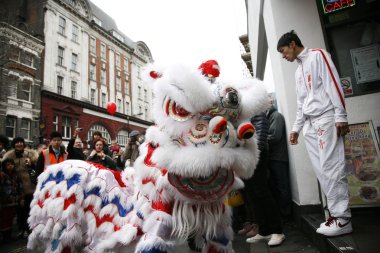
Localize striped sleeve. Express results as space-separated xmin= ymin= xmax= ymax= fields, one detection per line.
xmin=313 ymin=49 xmax=347 ymax=123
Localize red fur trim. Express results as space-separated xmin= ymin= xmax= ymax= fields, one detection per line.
xmin=213 ymin=118 xmax=227 ymax=134
xmin=144 ymin=143 xmax=158 ymax=167
xmin=142 ymin=177 xmax=156 ymax=185
xmin=151 ymin=199 xmax=172 ymax=214
xmin=85 ymin=205 xmax=114 ymax=227
xmin=63 ymin=194 xmax=77 ymax=210
xmin=38 ymin=199 xmax=44 ymax=208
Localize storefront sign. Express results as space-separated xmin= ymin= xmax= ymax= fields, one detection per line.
xmin=322 ymin=0 xmax=356 ymax=14
xmin=344 ymin=121 xmax=380 ymax=207
xmin=350 ymin=44 xmax=380 ymax=84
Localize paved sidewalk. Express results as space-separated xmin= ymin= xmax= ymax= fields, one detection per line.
xmin=246 ymin=221 xmax=320 ymax=253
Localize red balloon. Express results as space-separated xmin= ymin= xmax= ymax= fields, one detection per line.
xmin=107 ymin=101 xmax=117 ymax=115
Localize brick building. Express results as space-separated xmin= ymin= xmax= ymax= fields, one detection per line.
xmin=0 ymin=0 xmax=154 ymax=147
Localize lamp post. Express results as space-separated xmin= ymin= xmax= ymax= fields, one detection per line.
xmin=126 ymin=112 xmax=143 ymax=137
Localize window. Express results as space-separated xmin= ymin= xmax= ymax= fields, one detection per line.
xmin=58 ymin=46 xmax=64 ymax=66
xmin=90 ymin=89 xmax=96 ymax=104
xmin=144 ymin=89 xmax=147 ymax=101
xmin=72 ymin=24 xmax=79 ymax=42
xmin=71 ymin=81 xmax=77 ymax=99
xmin=138 ymin=86 xmax=141 ymax=98
xmin=116 ymin=54 xmax=120 ymax=66
xmin=90 ymin=37 xmax=96 ymax=53
xmin=93 ymin=16 xmax=102 ymax=27
xmin=57 ymin=76 xmax=63 ymax=95
xmin=137 ymin=65 xmax=141 ymax=79
xmin=88 ymin=124 xmax=111 ymax=144
xmin=90 ymin=64 xmax=96 ymax=80
xmin=8 ymin=79 xmax=17 ymax=97
xmin=125 ymin=102 xmax=129 ymax=115
xmin=145 ymin=108 xmax=148 ymax=120
xmin=117 ymin=99 xmax=122 ymax=113
xmin=101 ymin=92 xmax=106 ymax=108
xmin=101 ymin=44 xmax=106 ymax=59
xmin=101 ymin=69 xmax=106 ymax=85
xmin=20 ymin=51 xmax=34 ymax=67
xmin=53 ymin=115 xmax=59 ymax=131
xmin=62 ymin=116 xmax=72 ymax=139
xmin=19 ymin=81 xmax=31 ymax=101
xmin=117 ymin=130 xmax=129 ymax=147
xmin=139 ymin=105 xmax=142 ymax=114
xmin=71 ymin=53 xmax=78 ymax=71
xmin=58 ymin=16 xmax=66 ymax=35
xmin=5 ymin=116 xmax=16 ymax=138
xmin=116 ymin=77 xmax=121 ymax=91
xmin=124 ymin=58 xmax=129 ymax=72
xmin=20 ymin=118 xmax=30 ymax=140
xmin=10 ymin=47 xmax=20 ymax=62
xmin=124 ymin=78 xmax=129 ymax=95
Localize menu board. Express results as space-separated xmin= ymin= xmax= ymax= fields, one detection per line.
xmin=344 ymin=121 xmax=380 ymax=207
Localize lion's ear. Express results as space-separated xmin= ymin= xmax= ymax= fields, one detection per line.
xmin=143 ymin=63 xmax=163 ymax=84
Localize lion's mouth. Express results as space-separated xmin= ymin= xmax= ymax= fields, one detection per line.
xmin=167 ymin=168 xmax=234 ymax=203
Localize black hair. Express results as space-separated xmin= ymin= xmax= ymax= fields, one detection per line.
xmin=11 ymin=137 xmax=25 ymax=148
xmin=277 ymin=30 xmax=304 ymax=51
xmin=0 ymin=134 xmax=9 ymax=149
xmin=92 ymin=131 xmax=102 ymax=138
xmin=2 ymin=158 xmax=15 ymax=170
xmin=50 ymin=131 xmax=62 ymax=140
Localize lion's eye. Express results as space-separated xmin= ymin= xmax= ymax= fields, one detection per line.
xmin=163 ymin=97 xmax=193 ymax=122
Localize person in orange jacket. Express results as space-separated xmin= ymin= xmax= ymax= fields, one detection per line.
xmin=36 ymin=131 xmax=67 ymax=176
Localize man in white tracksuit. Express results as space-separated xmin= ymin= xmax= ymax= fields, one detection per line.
xmin=277 ymin=30 xmax=352 ymax=237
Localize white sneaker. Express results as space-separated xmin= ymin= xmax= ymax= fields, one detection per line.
xmin=316 ymin=217 xmax=353 ymax=236
xmin=246 ymin=234 xmax=271 ymax=243
xmin=268 ymin=233 xmax=285 ymax=246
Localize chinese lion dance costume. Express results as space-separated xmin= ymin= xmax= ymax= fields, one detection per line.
xmin=27 ymin=61 xmax=269 ymax=253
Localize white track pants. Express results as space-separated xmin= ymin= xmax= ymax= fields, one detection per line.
xmin=303 ymin=114 xmax=351 ymax=218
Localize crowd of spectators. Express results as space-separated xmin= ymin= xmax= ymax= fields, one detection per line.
xmin=0 ymin=129 xmax=140 ymax=243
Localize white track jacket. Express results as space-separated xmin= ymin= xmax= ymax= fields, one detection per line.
xmin=292 ymin=48 xmax=347 ymax=133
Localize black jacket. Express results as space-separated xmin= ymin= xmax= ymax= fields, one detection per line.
xmin=250 ymin=112 xmax=269 ymax=152
xmin=267 ymin=106 xmax=289 ymax=162
xmin=67 ymin=138 xmax=85 ymax=161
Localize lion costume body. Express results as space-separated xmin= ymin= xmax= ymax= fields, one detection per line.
xmin=27 ymin=62 xmax=269 ymax=253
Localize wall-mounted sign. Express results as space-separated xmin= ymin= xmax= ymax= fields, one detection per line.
xmin=340 ymin=77 xmax=353 ymax=96
xmin=350 ymin=44 xmax=380 ymax=84
xmin=321 ymin=0 xmax=356 ymax=14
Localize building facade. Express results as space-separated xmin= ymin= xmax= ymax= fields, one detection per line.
xmin=0 ymin=0 xmax=154 ymax=147
xmin=245 ymin=0 xmax=380 ymax=213
xmin=0 ymin=21 xmax=44 ymax=145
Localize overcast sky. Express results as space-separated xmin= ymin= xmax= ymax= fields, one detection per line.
xmin=90 ymin=0 xmax=249 ymax=81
